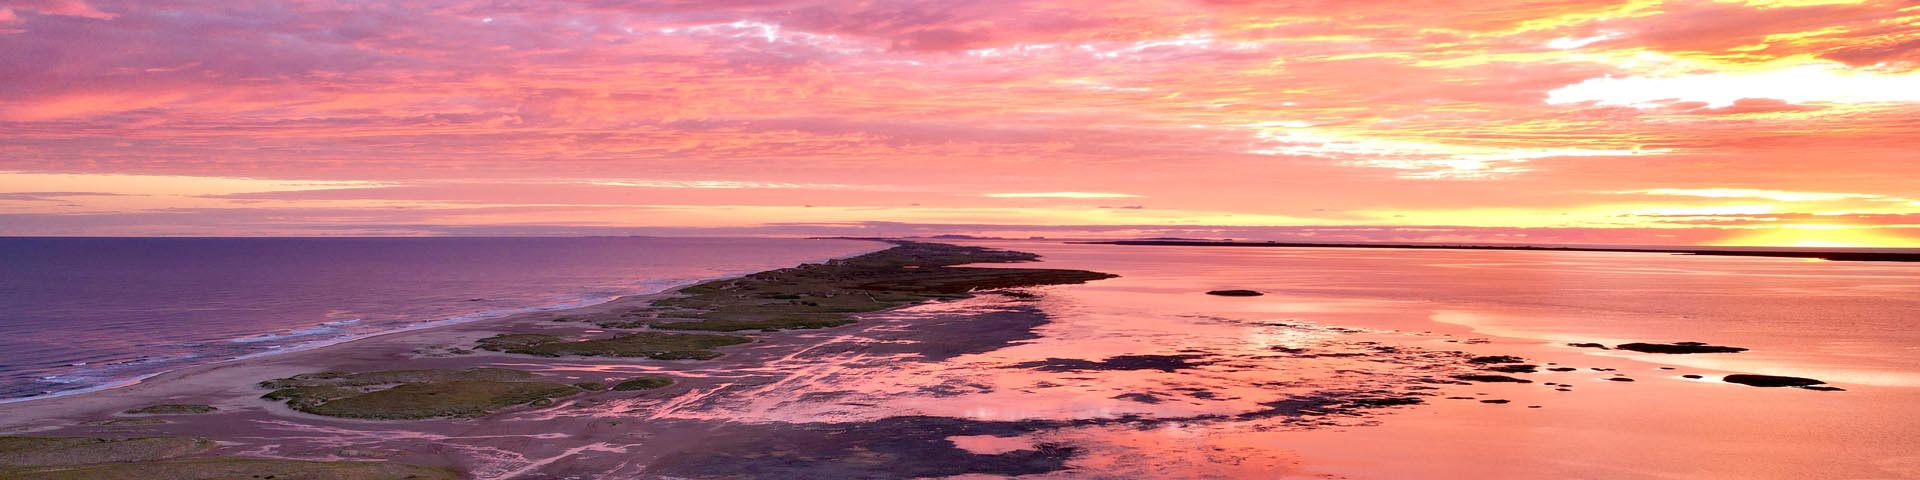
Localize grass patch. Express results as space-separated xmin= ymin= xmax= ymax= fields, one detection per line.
xmin=259 ymin=368 xmax=579 ymax=420
xmin=650 ymin=317 xmax=854 ymax=332
xmin=297 ymin=381 xmax=580 ymax=420
xmin=0 ymin=436 xmax=457 ymax=479
xmin=477 ymin=332 xmax=752 ymax=360
xmin=121 ymin=404 xmax=216 ymax=415
xmin=259 ymin=367 xmax=536 ymax=390
xmin=0 ymin=436 xmax=214 ymax=467
xmin=1 ymin=457 xmax=458 ymax=479
xmin=612 ymin=376 xmax=675 ymax=391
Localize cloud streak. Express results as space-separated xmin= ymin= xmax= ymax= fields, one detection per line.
xmin=0 ymin=0 xmax=1914 ymax=245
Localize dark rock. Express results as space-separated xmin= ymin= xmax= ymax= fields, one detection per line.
xmin=1607 ymin=377 xmax=1636 ymax=382
xmin=1467 ymin=355 xmax=1526 ymax=364
xmin=1682 ymin=375 xmax=1704 ymax=379
xmin=1347 ymin=397 xmax=1423 ymax=408
xmin=1802 ymin=386 xmax=1846 ymax=392
xmin=1567 ymin=343 xmax=1609 ymax=350
xmin=1111 ymin=393 xmax=1163 ymax=404
xmin=1452 ymin=374 xmax=1532 ymax=384
xmin=1616 ymin=342 xmax=1749 ymax=354
xmin=1547 ymin=367 xmax=1577 ymax=372
xmin=1486 ymin=364 xmax=1538 ymax=374
xmin=1205 ymin=290 xmax=1264 ymax=297
xmin=1011 ymin=354 xmax=1213 ymax=373
xmin=1723 ymin=374 xmax=1826 ymax=388
xmin=1480 ymin=399 xmax=1511 ymax=404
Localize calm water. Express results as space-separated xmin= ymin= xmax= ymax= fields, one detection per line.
xmin=642 ymin=240 xmax=1920 ymax=479
xmin=0 ymin=237 xmax=880 ymax=401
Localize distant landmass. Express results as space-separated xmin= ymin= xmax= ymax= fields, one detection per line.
xmin=1082 ymin=240 xmax=1920 ymax=263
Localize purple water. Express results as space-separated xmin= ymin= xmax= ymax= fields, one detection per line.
xmin=0 ymin=237 xmax=881 ymax=401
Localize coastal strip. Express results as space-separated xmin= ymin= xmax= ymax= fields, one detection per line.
xmin=1081 ymin=240 xmax=1920 ymax=262
xmin=0 ymin=240 xmax=1121 ymax=478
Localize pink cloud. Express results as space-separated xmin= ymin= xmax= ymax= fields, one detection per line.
xmin=0 ymin=0 xmax=1914 ymax=244
xmin=7 ymin=0 xmax=115 ymax=20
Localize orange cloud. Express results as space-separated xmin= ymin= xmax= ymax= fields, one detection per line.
xmin=0 ymin=0 xmax=1914 ymax=246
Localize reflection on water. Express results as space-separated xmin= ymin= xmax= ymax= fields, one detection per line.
xmin=615 ymin=242 xmax=1920 ymax=479
xmin=51 ymin=241 xmax=1913 ymax=479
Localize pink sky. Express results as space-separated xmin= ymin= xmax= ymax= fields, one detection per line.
xmin=2 ymin=0 xmax=1918 ymax=246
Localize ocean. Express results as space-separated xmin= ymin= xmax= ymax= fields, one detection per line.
xmin=0 ymin=237 xmax=881 ymax=401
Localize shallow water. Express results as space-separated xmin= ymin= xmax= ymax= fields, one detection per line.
xmin=955 ymin=241 xmax=1920 ymax=478
xmin=7 ymin=239 xmax=1916 ymax=478
xmin=0 ymin=237 xmax=880 ymax=401
xmin=628 ymin=240 xmax=1920 ymax=478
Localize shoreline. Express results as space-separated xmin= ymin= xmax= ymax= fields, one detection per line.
xmin=0 ymin=239 xmax=895 ymax=412
xmin=6 ymin=240 xmax=1908 ymax=478
xmin=0 ymin=240 xmax=1129 ymax=478
xmin=1081 ymin=239 xmax=1920 ymax=262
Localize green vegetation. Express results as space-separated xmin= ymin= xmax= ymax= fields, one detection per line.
xmin=476 ymin=332 xmax=752 ymax=360
xmin=259 ymin=367 xmax=537 ymax=389
xmin=612 ymin=376 xmax=675 ymax=391
xmin=259 ymin=368 xmax=580 ymax=420
xmin=0 ymin=436 xmax=214 ymax=467
xmin=574 ymin=381 xmax=608 ymax=391
xmin=2 ymin=457 xmax=459 ymax=480
xmin=121 ymin=404 xmax=216 ymax=415
xmin=0 ymin=435 xmax=459 ymax=479
xmin=588 ymin=241 xmax=1116 ymax=333
xmin=651 ymin=317 xmax=854 ymax=332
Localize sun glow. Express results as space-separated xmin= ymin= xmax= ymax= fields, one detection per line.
xmin=1716 ymin=226 xmax=1920 ymax=248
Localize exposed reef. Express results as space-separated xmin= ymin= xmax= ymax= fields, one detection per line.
xmin=1453 ymin=374 xmax=1533 ymax=384
xmin=1616 ymin=342 xmax=1749 ymax=354
xmin=1205 ymin=290 xmax=1264 ymax=297
xmin=1010 ymin=354 xmax=1215 ymax=373
xmin=1723 ymin=374 xmax=1831 ymax=389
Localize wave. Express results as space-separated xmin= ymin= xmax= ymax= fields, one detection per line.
xmin=0 ymin=278 xmax=699 ymax=405
xmin=0 ymin=241 xmax=886 ymax=406
xmin=228 ymin=319 xmax=362 ymax=344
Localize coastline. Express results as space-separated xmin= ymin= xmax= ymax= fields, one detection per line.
xmin=0 ymin=240 xmax=1128 ymax=478
xmin=1083 ymin=239 xmax=1920 ymax=262
xmin=5 ymin=240 xmax=1912 ymax=479
xmin=0 ymin=239 xmax=894 ymax=415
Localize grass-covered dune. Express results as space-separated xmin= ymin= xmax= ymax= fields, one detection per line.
xmin=476 ymin=332 xmax=750 ymax=360
xmin=585 ymin=241 xmax=1116 ymax=334
xmin=121 ymin=404 xmax=217 ymax=415
xmin=0 ymin=436 xmax=457 ymax=479
xmin=259 ymin=368 xmax=581 ymax=420
xmin=495 ymin=241 xmax=1115 ymax=358
xmin=612 ymin=376 xmax=675 ymax=391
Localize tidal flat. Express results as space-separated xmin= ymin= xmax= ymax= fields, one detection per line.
xmin=0 ymin=241 xmax=1140 ymax=478
xmin=1 ymin=240 xmax=1907 ymax=479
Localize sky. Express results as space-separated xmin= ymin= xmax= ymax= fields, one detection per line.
xmin=2 ymin=0 xmax=1918 ymax=246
